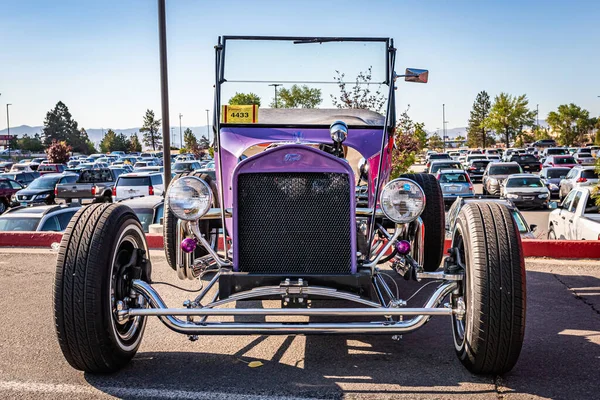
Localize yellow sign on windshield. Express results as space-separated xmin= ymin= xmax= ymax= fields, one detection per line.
xmin=221 ymin=105 xmax=258 ymax=124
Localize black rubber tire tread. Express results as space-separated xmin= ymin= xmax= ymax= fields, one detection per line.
xmin=453 ymin=202 xmax=526 ymax=375
xmin=163 ymin=172 xmax=220 ymax=271
xmin=53 ymin=203 xmax=147 ymax=372
xmin=401 ymin=173 xmax=445 ymax=271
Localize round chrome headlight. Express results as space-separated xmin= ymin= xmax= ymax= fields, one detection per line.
xmin=380 ymin=178 xmax=426 ymax=224
xmin=330 ymin=120 xmax=348 ymax=143
xmin=167 ymin=176 xmax=212 ymax=221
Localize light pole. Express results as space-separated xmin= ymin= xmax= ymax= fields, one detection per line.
xmin=179 ymin=113 xmax=183 ymax=149
xmin=205 ymin=109 xmax=210 ymax=138
xmin=442 ymin=104 xmax=448 ymax=151
xmin=158 ymin=0 xmax=171 ymax=187
xmin=269 ymin=83 xmax=281 ymax=108
xmin=170 ymin=127 xmax=174 ymax=149
xmin=6 ymin=104 xmax=11 ymax=158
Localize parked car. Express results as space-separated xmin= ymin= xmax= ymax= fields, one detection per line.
xmin=465 ymin=159 xmax=491 ymax=182
xmin=67 ymin=160 xmax=81 ymax=168
xmin=558 ymin=166 xmax=600 ymax=200
xmin=0 ymin=161 xmax=14 ymax=172
xmin=118 ymin=195 xmax=164 ymax=232
xmin=462 ymin=154 xmax=487 ymax=168
xmin=543 ymin=155 xmax=577 ymax=169
xmin=0 ymin=204 xmax=80 ymax=232
xmin=427 ymin=160 xmax=463 ymax=175
xmin=0 ymin=178 xmax=24 ymax=213
xmin=436 ymin=169 xmax=474 ymax=206
xmin=548 ymin=187 xmax=600 ymax=240
xmin=502 ymin=148 xmax=524 ymax=162
xmin=573 ymin=148 xmax=596 ymax=166
xmin=588 ymin=145 xmax=600 ymax=158
xmin=13 ymin=173 xmax=78 ymax=206
xmin=37 ymin=163 xmax=67 ymax=175
xmin=0 ymin=171 xmax=39 ymax=187
xmin=10 ymin=164 xmax=35 ymax=173
xmin=55 ymin=168 xmax=119 ymax=203
xmin=172 ymin=160 xmax=203 ymax=174
xmin=113 ymin=172 xmax=165 ymax=201
xmin=482 ymin=162 xmax=523 ymax=196
xmin=508 ymin=153 xmax=542 ymax=173
xmin=540 ymin=167 xmax=570 ymax=198
xmin=541 ymin=147 xmax=568 ymax=159
xmin=486 ymin=155 xmax=501 ymax=162
xmin=484 ymin=149 xmax=499 ymax=156
xmin=533 ymin=139 xmax=557 ymax=149
xmin=53 ymin=35 xmax=526 ymax=377
xmin=501 ymin=174 xmax=550 ymax=210
xmin=446 ymin=198 xmax=536 ymax=239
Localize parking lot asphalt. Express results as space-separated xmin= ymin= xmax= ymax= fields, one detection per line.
xmin=0 ymin=249 xmax=599 ymax=399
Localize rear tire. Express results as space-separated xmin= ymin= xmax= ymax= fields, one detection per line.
xmin=450 ymin=202 xmax=526 ymax=375
xmin=164 ymin=172 xmax=220 ymax=271
xmin=53 ymin=204 xmax=149 ymax=373
xmin=401 ymin=173 xmax=445 ymax=272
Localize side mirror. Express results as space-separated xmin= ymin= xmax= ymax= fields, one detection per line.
xmin=548 ymin=201 xmax=559 ymax=209
xmin=530 ymin=224 xmax=538 ymax=232
xmin=403 ymin=68 xmax=429 ymax=83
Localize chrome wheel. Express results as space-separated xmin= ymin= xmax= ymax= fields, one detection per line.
xmin=451 ymin=225 xmax=468 ymax=349
xmin=109 ymin=225 xmax=147 ymax=351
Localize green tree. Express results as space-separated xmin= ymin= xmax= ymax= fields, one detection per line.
xmin=270 ymin=85 xmax=322 ymax=108
xmin=466 ymin=91 xmax=493 ymax=148
xmin=18 ymin=134 xmax=45 ymax=152
xmin=183 ymin=128 xmax=198 ymax=151
xmin=546 ymin=104 xmax=594 ymax=146
xmin=129 ymin=133 xmax=142 ymax=152
xmin=331 ymin=66 xmax=386 ymax=114
xmin=100 ymin=129 xmax=117 ymax=153
xmin=42 ymin=101 xmax=94 ymax=153
xmin=198 ymin=136 xmax=210 ymax=149
xmin=594 ymin=128 xmax=600 ymax=146
xmin=139 ymin=109 xmax=162 ymax=151
xmin=427 ymin=134 xmax=444 ymax=150
xmin=228 ymin=92 xmax=261 ymax=106
xmin=390 ymin=109 xmax=426 ymax=178
xmin=484 ymin=93 xmax=535 ymax=146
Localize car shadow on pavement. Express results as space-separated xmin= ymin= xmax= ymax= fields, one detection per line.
xmin=83 ymin=269 xmax=600 ymax=399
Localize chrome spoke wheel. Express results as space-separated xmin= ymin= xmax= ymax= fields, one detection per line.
xmin=451 ymin=227 xmax=467 ymax=349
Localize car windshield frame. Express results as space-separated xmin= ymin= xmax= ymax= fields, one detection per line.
xmin=489 ymin=165 xmax=522 ymax=175
xmin=27 ymin=176 xmax=60 ymax=190
xmin=553 ymin=156 xmax=576 ymax=164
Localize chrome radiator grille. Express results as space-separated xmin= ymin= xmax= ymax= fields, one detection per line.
xmin=236 ymin=172 xmax=352 ymax=274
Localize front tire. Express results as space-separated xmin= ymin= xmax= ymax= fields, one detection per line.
xmin=53 ymin=204 xmax=149 ymax=373
xmin=401 ymin=173 xmax=445 ymax=272
xmin=451 ymin=202 xmax=526 ymax=375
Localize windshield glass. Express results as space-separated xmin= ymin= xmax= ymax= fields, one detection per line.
xmin=78 ymin=169 xmax=113 ymax=183
xmin=118 ymin=177 xmax=150 ymax=186
xmin=431 ymin=163 xmax=461 ymax=173
xmin=511 ymin=210 xmax=528 ymax=233
xmin=554 ymin=156 xmax=575 ymax=164
xmin=132 ymin=209 xmax=153 ymax=232
xmin=547 ymin=149 xmax=567 ymax=155
xmin=545 ymin=168 xmax=570 ymax=179
xmin=581 ymin=170 xmax=600 ymax=179
xmin=220 ymin=38 xmax=389 ymax=125
xmin=28 ymin=177 xmax=60 ymax=190
xmin=506 ymin=177 xmax=544 ymax=188
xmin=489 ymin=165 xmax=522 ymax=175
xmin=515 ymin=155 xmax=537 ymax=162
xmin=173 ymin=163 xmax=194 ymax=171
xmin=439 ymin=173 xmax=468 ymax=183
xmin=0 ymin=217 xmax=40 ymax=231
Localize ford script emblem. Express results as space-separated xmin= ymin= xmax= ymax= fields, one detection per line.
xmin=284 ymin=153 xmax=302 ymax=162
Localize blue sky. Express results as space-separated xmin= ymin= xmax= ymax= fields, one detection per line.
xmin=1 ymin=0 xmax=599 ymax=133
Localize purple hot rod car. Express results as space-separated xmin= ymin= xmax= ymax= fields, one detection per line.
xmin=54 ymin=36 xmax=526 ymax=375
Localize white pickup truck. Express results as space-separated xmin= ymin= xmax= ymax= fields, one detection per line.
xmin=548 ymin=187 xmax=600 ymax=240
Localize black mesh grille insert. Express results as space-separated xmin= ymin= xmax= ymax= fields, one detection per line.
xmin=237 ymin=172 xmax=352 ymax=274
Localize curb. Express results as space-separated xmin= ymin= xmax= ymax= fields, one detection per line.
xmin=0 ymin=233 xmax=598 ymax=259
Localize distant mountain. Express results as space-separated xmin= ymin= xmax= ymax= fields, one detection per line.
xmin=428 ymin=120 xmax=549 ymax=139
xmin=0 ymin=125 xmax=211 ymax=146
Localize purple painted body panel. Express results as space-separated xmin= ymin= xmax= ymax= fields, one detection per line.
xmin=231 ymin=144 xmax=358 ymax=273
